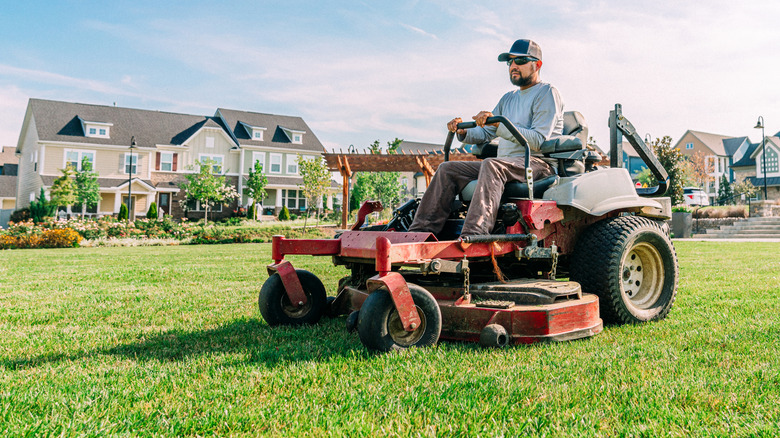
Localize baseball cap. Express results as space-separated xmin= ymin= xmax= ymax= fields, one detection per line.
xmin=497 ymin=39 xmax=542 ymax=62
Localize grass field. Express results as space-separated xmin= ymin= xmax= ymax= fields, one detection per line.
xmin=1 ymin=241 xmax=779 ymax=436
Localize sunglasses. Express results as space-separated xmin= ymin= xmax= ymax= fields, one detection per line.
xmin=507 ymin=56 xmax=537 ymax=66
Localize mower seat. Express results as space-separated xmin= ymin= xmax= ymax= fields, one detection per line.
xmin=460 ymin=111 xmax=589 ymax=202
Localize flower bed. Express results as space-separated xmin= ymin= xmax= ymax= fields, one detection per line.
xmin=0 ymin=217 xmax=326 ymax=249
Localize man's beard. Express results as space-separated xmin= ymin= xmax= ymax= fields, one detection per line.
xmin=510 ymin=73 xmax=534 ymax=87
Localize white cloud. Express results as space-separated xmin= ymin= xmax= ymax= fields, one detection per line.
xmin=400 ymin=23 xmax=438 ymax=40
xmin=0 ymin=86 xmax=29 ymax=147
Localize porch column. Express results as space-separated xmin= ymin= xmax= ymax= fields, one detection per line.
xmin=114 ymin=190 xmax=121 ymax=213
xmin=275 ymin=189 xmax=283 ymax=208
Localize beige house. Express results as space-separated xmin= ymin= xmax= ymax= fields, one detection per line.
xmin=673 ymin=130 xmax=751 ymax=202
xmin=14 ymin=99 xmax=328 ymax=220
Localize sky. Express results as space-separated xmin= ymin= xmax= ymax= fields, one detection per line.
xmin=1 ymin=0 xmax=780 ymax=153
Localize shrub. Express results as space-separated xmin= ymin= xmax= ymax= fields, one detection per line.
xmin=247 ymin=203 xmax=256 ymax=221
xmin=9 ymin=208 xmax=30 ymax=224
xmin=118 ymin=203 xmax=129 ymax=221
xmin=278 ymin=206 xmax=291 ymax=221
xmin=40 ymin=229 xmax=81 ymax=248
xmin=671 ymin=205 xmax=691 ymax=213
xmin=147 ymin=202 xmax=158 ymax=219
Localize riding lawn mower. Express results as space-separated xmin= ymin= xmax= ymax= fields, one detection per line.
xmin=259 ymin=104 xmax=679 ymax=352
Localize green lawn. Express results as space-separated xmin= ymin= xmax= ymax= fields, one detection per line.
xmin=0 ymin=242 xmax=778 ymax=436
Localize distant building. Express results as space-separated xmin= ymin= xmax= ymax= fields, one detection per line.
xmin=14 ymin=98 xmax=330 ymax=220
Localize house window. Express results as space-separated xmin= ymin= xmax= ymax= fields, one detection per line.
xmin=686 ymin=142 xmax=694 ymax=150
xmin=283 ymin=189 xmax=306 ymax=211
xmin=199 ymin=154 xmax=223 ymax=173
xmin=186 ymin=199 xmax=222 ymax=212
xmin=252 ymin=152 xmax=265 ymax=172
xmin=84 ymin=122 xmax=111 ymax=138
xmin=160 ymin=152 xmax=174 ymax=171
xmin=293 ymin=134 xmax=303 ymax=144
xmin=254 ymin=130 xmax=264 ymax=140
xmin=269 ymin=153 xmax=282 ymax=173
xmin=125 ymin=154 xmax=138 ymax=174
xmin=65 ymin=150 xmax=95 ymax=171
xmin=286 ymin=154 xmax=298 ymax=174
xmin=206 ymin=137 xmax=215 ymax=148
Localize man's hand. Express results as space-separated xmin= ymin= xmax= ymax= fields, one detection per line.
xmin=473 ymin=111 xmax=499 ymax=127
xmin=447 ymin=117 xmax=465 ymax=135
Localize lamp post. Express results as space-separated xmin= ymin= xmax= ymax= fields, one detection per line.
xmin=127 ymin=136 xmax=137 ymax=221
xmin=754 ymin=116 xmax=767 ymax=200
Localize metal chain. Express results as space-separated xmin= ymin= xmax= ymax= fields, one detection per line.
xmin=462 ymin=258 xmax=471 ymax=301
xmin=549 ymin=243 xmax=558 ymax=280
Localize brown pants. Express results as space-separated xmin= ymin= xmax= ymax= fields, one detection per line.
xmin=409 ymin=156 xmax=554 ymax=236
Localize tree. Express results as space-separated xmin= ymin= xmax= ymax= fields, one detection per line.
xmin=74 ymin=157 xmax=101 ymax=216
xmin=29 ymin=188 xmax=55 ymax=223
xmin=298 ymin=155 xmax=331 ymax=229
xmin=178 ymin=158 xmax=239 ymax=223
xmin=733 ymin=178 xmax=758 ymax=199
xmin=50 ymin=167 xmax=77 ymax=213
xmin=245 ymin=159 xmax=268 ymax=220
xmin=638 ymin=136 xmax=687 ymax=205
xmin=348 ymin=139 xmax=404 ymax=212
xmin=717 ymin=175 xmax=733 ymax=205
xmin=687 ymin=151 xmax=712 ymax=188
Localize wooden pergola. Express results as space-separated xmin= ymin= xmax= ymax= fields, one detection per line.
xmin=323 ymin=149 xmax=479 ymax=228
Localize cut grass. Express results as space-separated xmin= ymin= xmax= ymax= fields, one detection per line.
xmin=0 ymin=241 xmax=779 ymax=436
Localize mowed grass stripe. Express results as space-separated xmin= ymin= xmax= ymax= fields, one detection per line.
xmin=0 ymin=241 xmax=778 ymax=436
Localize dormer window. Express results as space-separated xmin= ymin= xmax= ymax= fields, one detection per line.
xmin=281 ymin=127 xmax=306 ymax=145
xmin=239 ymin=122 xmax=266 ymax=141
xmin=80 ymin=118 xmax=113 ymax=139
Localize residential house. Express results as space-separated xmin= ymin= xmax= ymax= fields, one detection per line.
xmin=673 ymin=130 xmax=744 ymax=202
xmin=214 ymin=108 xmax=329 ymax=216
xmin=0 ymin=146 xmax=18 ymax=210
xmin=15 ymin=98 xmax=328 ymax=221
xmin=731 ymin=135 xmax=780 ymax=201
xmin=0 ymin=146 xmax=18 ymax=227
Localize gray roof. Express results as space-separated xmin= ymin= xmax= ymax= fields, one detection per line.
xmin=731 ymin=143 xmax=759 ymax=167
xmin=398 ymin=140 xmax=445 ymax=154
xmin=722 ymin=136 xmax=748 ymax=157
xmin=747 ymin=176 xmax=780 ymax=187
xmin=27 ymin=99 xmax=232 ymax=149
xmin=216 ymin=108 xmax=325 ymax=153
xmin=0 ymin=175 xmax=17 ymax=198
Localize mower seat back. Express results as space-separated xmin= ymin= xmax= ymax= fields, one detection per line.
xmin=460 ymin=111 xmax=588 ymax=202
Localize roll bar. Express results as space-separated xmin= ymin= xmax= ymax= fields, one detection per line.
xmin=609 ymin=104 xmax=669 ymax=197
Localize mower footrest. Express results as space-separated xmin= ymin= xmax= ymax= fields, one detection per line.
xmin=470 ymin=279 xmax=581 ymax=305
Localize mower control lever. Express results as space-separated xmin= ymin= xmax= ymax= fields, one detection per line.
xmin=443 ymin=116 xmax=534 ymax=198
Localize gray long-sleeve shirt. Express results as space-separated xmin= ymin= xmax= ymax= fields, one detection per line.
xmin=459 ymin=82 xmax=564 ymax=158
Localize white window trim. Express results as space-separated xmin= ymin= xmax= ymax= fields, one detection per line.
xmin=124 ymin=153 xmax=138 ymax=175
xmin=199 ymin=153 xmax=224 ymax=174
xmin=286 ymin=154 xmax=299 ymax=175
xmin=160 ymin=152 xmax=174 ymax=172
xmin=685 ymin=142 xmax=694 ymax=150
xmin=64 ymin=149 xmax=96 ymax=171
xmin=269 ymin=153 xmax=282 ymax=174
xmin=83 ymin=121 xmax=112 ymax=139
xmin=252 ymin=152 xmax=265 ymax=172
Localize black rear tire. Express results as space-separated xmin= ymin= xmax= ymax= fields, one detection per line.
xmin=259 ymin=269 xmax=328 ymax=326
xmin=570 ymin=216 xmax=678 ymax=324
xmin=357 ymin=283 xmax=441 ymax=352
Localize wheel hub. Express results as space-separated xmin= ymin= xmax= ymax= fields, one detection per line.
xmin=621 ymin=242 xmax=664 ymax=309
xmin=387 ymin=305 xmax=427 ymax=347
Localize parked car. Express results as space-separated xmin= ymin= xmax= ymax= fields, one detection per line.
xmin=683 ymin=187 xmax=709 ymax=206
